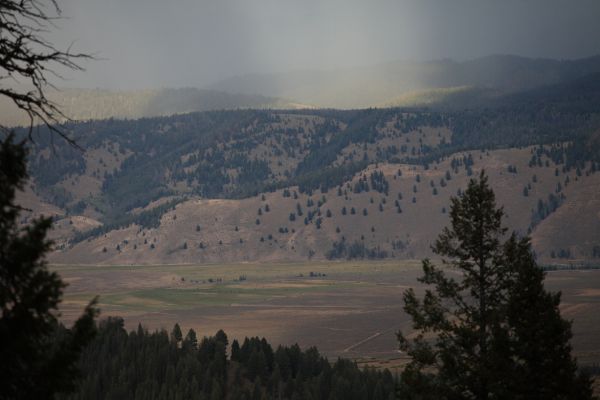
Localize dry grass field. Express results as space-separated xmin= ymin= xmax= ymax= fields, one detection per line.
xmin=54 ymin=260 xmax=600 ymax=372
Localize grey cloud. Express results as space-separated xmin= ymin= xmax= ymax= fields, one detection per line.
xmin=49 ymin=0 xmax=600 ymax=89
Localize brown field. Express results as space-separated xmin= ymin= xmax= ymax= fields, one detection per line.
xmin=54 ymin=261 xmax=600 ymax=371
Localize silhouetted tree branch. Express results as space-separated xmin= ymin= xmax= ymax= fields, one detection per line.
xmin=0 ymin=0 xmax=91 ymax=145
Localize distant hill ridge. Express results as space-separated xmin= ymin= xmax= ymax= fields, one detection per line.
xmin=3 ymin=54 xmax=600 ymax=127
xmin=211 ymin=54 xmax=600 ymax=108
xmin=0 ymin=87 xmax=299 ymax=127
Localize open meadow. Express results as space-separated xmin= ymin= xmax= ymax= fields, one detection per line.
xmin=53 ymin=261 xmax=600 ymax=372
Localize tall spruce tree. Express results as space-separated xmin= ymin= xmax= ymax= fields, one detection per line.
xmin=500 ymin=236 xmax=594 ymax=400
xmin=397 ymin=171 xmax=593 ymax=400
xmin=0 ymin=136 xmax=98 ymax=399
xmin=0 ymin=2 xmax=99 ymax=398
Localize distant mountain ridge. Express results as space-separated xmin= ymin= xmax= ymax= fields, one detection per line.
xmin=3 ymin=54 xmax=599 ymax=127
xmin=0 ymin=87 xmax=299 ymax=127
xmin=210 ymin=54 xmax=600 ymax=108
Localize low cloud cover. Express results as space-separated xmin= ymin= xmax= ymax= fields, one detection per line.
xmin=52 ymin=0 xmax=600 ymax=89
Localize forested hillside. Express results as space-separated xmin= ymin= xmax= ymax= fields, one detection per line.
xmin=18 ymin=73 xmax=600 ymax=264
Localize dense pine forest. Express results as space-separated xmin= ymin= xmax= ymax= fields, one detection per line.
xmin=59 ymin=318 xmax=396 ymax=400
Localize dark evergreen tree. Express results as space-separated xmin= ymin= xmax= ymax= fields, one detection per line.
xmin=398 ymin=171 xmax=593 ymax=399
xmin=499 ymin=237 xmax=594 ymax=400
xmin=171 ymin=323 xmax=183 ymax=346
xmin=184 ymin=328 xmax=198 ymax=350
xmin=231 ymin=339 xmax=241 ymax=362
xmin=0 ymin=136 xmax=98 ymax=399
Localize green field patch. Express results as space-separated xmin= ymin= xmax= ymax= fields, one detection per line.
xmin=91 ymin=278 xmax=368 ymax=312
xmin=55 ymin=260 xmax=419 ymax=316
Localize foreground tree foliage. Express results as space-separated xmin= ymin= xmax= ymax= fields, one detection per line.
xmin=397 ymin=172 xmax=594 ymax=399
xmin=0 ymin=136 xmax=98 ymax=399
xmin=0 ymin=1 xmax=99 ymax=398
xmin=61 ymin=317 xmax=396 ymax=400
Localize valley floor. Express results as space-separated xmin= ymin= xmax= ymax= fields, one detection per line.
xmin=54 ymin=260 xmax=600 ymax=368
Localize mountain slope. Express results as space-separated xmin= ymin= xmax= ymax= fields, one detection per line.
xmin=47 ymin=147 xmax=600 ymax=265
xmin=17 ymin=74 xmax=600 ymax=265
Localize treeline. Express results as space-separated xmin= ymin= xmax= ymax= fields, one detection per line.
xmin=529 ymin=193 xmax=565 ymax=230
xmin=71 ymin=199 xmax=181 ymax=244
xmin=60 ymin=317 xmax=396 ymax=400
xmin=294 ymin=161 xmax=368 ymax=195
xmin=326 ymin=240 xmax=388 ymax=260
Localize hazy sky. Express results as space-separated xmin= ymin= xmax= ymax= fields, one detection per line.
xmin=52 ymin=0 xmax=600 ymax=89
